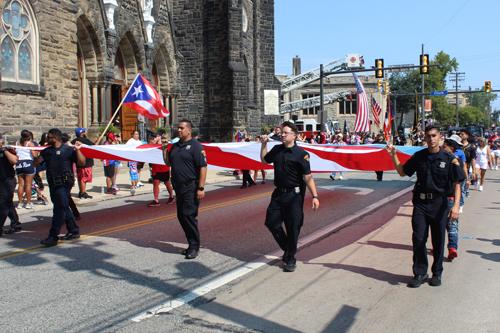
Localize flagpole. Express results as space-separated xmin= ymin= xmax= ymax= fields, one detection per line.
xmin=95 ymin=74 xmax=141 ymax=144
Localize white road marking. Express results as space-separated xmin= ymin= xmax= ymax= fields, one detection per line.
xmin=130 ymin=185 xmax=414 ymax=322
xmin=318 ymin=185 xmax=374 ymax=195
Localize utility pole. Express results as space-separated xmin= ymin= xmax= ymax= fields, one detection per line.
xmin=421 ymin=44 xmax=425 ymax=131
xmin=320 ymin=64 xmax=324 ymax=130
xmin=448 ymin=71 xmax=465 ymax=126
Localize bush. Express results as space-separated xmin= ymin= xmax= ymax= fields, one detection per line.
xmin=153 ymin=126 xmax=169 ymax=135
xmin=98 ymin=125 xmax=120 ymax=134
xmin=261 ymin=125 xmax=273 ymax=135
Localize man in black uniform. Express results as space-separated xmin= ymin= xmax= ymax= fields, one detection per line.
xmin=260 ymin=121 xmax=320 ymax=272
xmin=386 ymin=125 xmax=465 ymax=287
xmin=0 ymin=133 xmax=22 ymax=235
xmin=34 ymin=129 xmax=86 ymax=246
xmin=162 ymin=120 xmax=207 ymax=259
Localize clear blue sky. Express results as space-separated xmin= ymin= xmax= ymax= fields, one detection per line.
xmin=275 ymin=0 xmax=499 ymax=110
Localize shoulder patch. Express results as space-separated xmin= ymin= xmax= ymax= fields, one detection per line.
xmin=452 ymin=158 xmax=460 ymax=166
xmin=201 ymin=150 xmax=206 ymax=157
xmin=304 ymin=154 xmax=310 ymax=162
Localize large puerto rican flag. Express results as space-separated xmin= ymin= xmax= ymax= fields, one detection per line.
xmin=19 ymin=143 xmax=424 ymax=173
xmin=353 ymin=73 xmax=370 ymax=133
xmin=122 ymin=74 xmax=169 ymax=119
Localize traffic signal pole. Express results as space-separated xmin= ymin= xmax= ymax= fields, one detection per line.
xmin=421 ymin=45 xmax=425 ymax=131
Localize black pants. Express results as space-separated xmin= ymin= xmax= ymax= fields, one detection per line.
xmin=265 ymin=189 xmax=305 ymax=265
xmin=68 ymin=196 xmax=80 ymax=218
xmin=174 ymin=182 xmax=200 ymax=249
xmin=242 ymin=170 xmax=256 ymax=186
xmin=375 ymin=171 xmax=383 ymax=181
xmin=0 ymin=177 xmax=20 ymax=229
xmin=48 ymin=184 xmax=79 ymax=239
xmin=411 ymin=195 xmax=449 ymax=276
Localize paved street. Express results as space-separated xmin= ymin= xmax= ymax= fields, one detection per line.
xmin=2 ymin=169 xmax=500 ymax=332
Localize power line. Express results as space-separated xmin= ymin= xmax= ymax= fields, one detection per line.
xmin=425 ymin=0 xmax=470 ymax=44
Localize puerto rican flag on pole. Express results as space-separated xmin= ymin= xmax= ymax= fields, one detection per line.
xmin=353 ymin=73 xmax=370 ymax=133
xmin=371 ymin=97 xmax=381 ymax=126
xmin=122 ymin=73 xmax=169 ymax=119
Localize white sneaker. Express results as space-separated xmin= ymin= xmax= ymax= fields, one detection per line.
xmin=339 ymin=176 xmax=343 ymax=180
xmin=112 ymin=185 xmax=120 ymax=191
xmin=479 ymin=186 xmax=483 ymax=192
xmin=17 ymin=203 xmax=24 ymax=209
xmin=496 ymin=166 xmax=498 ymax=171
xmin=475 ymin=182 xmax=479 ymax=190
xmin=137 ymin=182 xmax=145 ymax=188
xmin=25 ymin=202 xmax=34 ymax=209
xmin=459 ymin=206 xmax=463 ymax=213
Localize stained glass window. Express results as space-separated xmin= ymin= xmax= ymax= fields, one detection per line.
xmin=1 ymin=0 xmax=38 ymax=83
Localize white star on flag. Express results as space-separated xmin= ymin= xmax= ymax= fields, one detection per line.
xmin=132 ymin=85 xmax=144 ymax=98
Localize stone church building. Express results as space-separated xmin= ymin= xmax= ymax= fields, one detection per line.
xmin=0 ymin=0 xmax=279 ymax=143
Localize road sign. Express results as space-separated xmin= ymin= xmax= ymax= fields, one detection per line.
xmin=430 ymin=90 xmax=448 ymax=96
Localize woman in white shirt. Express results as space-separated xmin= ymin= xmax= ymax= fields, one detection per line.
xmin=15 ymin=130 xmax=38 ymax=209
xmin=475 ymin=137 xmax=492 ymax=192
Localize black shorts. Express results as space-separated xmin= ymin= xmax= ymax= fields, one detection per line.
xmin=104 ymin=164 xmax=115 ymax=178
xmin=152 ymin=171 xmax=170 ymax=182
xmin=137 ymin=162 xmax=145 ymax=170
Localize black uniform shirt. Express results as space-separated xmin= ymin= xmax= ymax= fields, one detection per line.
xmin=71 ymin=137 xmax=95 ymax=168
xmin=0 ymin=148 xmax=16 ymax=180
xmin=264 ymin=143 xmax=311 ymax=188
xmin=403 ymin=148 xmax=465 ymax=195
xmin=461 ymin=143 xmax=476 ymax=169
xmin=169 ymin=138 xmax=207 ymax=185
xmin=40 ymin=144 xmax=77 ymax=183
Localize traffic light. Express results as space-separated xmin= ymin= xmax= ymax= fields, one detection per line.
xmin=485 ymin=81 xmax=492 ymax=94
xmin=420 ymin=54 xmax=429 ymax=75
xmin=375 ymin=59 xmax=384 ymax=78
xmin=385 ymin=82 xmax=390 ymax=95
xmin=377 ymin=79 xmax=382 ymax=92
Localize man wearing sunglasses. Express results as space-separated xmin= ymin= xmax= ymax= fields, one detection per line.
xmin=260 ymin=121 xmax=319 ymax=272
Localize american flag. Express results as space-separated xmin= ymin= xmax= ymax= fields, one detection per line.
xmin=371 ymin=97 xmax=381 ymax=126
xmin=122 ymin=74 xmax=169 ymax=119
xmin=353 ymin=73 xmax=370 ymax=132
xmin=383 ymin=98 xmax=392 ymax=141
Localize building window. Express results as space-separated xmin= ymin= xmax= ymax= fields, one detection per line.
xmin=242 ymin=6 xmax=248 ymax=32
xmin=338 ymin=97 xmax=357 ymax=115
xmin=1 ymin=0 xmax=39 ymax=84
xmin=302 ymin=93 xmax=320 ymax=115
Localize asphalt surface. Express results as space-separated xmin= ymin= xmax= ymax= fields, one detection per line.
xmin=0 ymin=171 xmax=414 ymax=332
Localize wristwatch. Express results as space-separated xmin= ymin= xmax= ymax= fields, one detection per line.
xmin=313 ymin=196 xmax=319 ymax=199
xmin=198 ymin=187 xmax=204 ymax=191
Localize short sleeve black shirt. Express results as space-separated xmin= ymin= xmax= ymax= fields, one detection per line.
xmin=403 ymin=148 xmax=465 ymax=195
xmin=71 ymin=137 xmax=95 ymax=168
xmin=264 ymin=143 xmax=311 ymax=188
xmin=40 ymin=144 xmax=77 ymax=183
xmin=0 ymin=148 xmax=16 ymax=179
xmin=461 ymin=143 xmax=476 ymax=169
xmin=169 ymin=138 xmax=207 ymax=185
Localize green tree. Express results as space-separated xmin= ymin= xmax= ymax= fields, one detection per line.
xmin=468 ymin=88 xmax=497 ymax=109
xmin=458 ymin=106 xmax=483 ymax=124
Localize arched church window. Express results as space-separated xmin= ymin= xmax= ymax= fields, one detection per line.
xmin=1 ymin=0 xmax=39 ymax=84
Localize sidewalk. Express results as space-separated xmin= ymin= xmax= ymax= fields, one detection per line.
xmin=16 ymin=167 xmax=270 ymax=216
xmin=169 ymin=174 xmax=500 ymax=332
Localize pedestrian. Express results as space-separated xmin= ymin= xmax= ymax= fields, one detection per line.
xmin=330 ymin=134 xmax=346 ymax=180
xmin=15 ymin=130 xmax=37 ymax=209
xmin=259 ymin=121 xmax=320 ymax=272
xmin=448 ymin=134 xmax=467 ymax=213
xmin=102 ymin=133 xmax=118 ymax=194
xmin=126 ymin=130 xmax=145 ymax=188
xmin=488 ymin=130 xmax=499 ymax=170
xmin=373 ymin=134 xmax=387 ymax=181
xmin=442 ymin=138 xmax=467 ymax=260
xmin=34 ymin=129 xmax=85 ymax=246
xmin=268 ymin=127 xmax=281 ymax=141
xmin=385 ymin=125 xmax=465 ymax=287
xmin=459 ymin=128 xmax=476 ymax=198
xmin=71 ymin=127 xmax=94 ymax=199
xmin=148 ymin=132 xmax=174 ymax=206
xmin=254 ymin=137 xmax=266 ymax=184
xmin=162 ymin=120 xmax=207 ymax=259
xmin=474 ymin=137 xmax=492 ymax=192
xmin=0 ymin=133 xmax=22 ymax=235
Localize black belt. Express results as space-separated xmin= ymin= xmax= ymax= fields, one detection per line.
xmin=173 ymin=180 xmax=196 ymax=187
xmin=417 ymin=192 xmax=442 ymax=200
xmin=276 ymin=186 xmax=300 ymax=193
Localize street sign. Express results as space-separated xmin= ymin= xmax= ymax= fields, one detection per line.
xmin=430 ymin=90 xmax=448 ymax=96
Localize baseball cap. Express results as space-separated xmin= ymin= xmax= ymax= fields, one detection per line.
xmin=106 ymin=133 xmax=116 ymax=141
xmin=448 ymin=134 xmax=463 ymax=146
xmin=75 ymin=127 xmax=86 ymax=135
